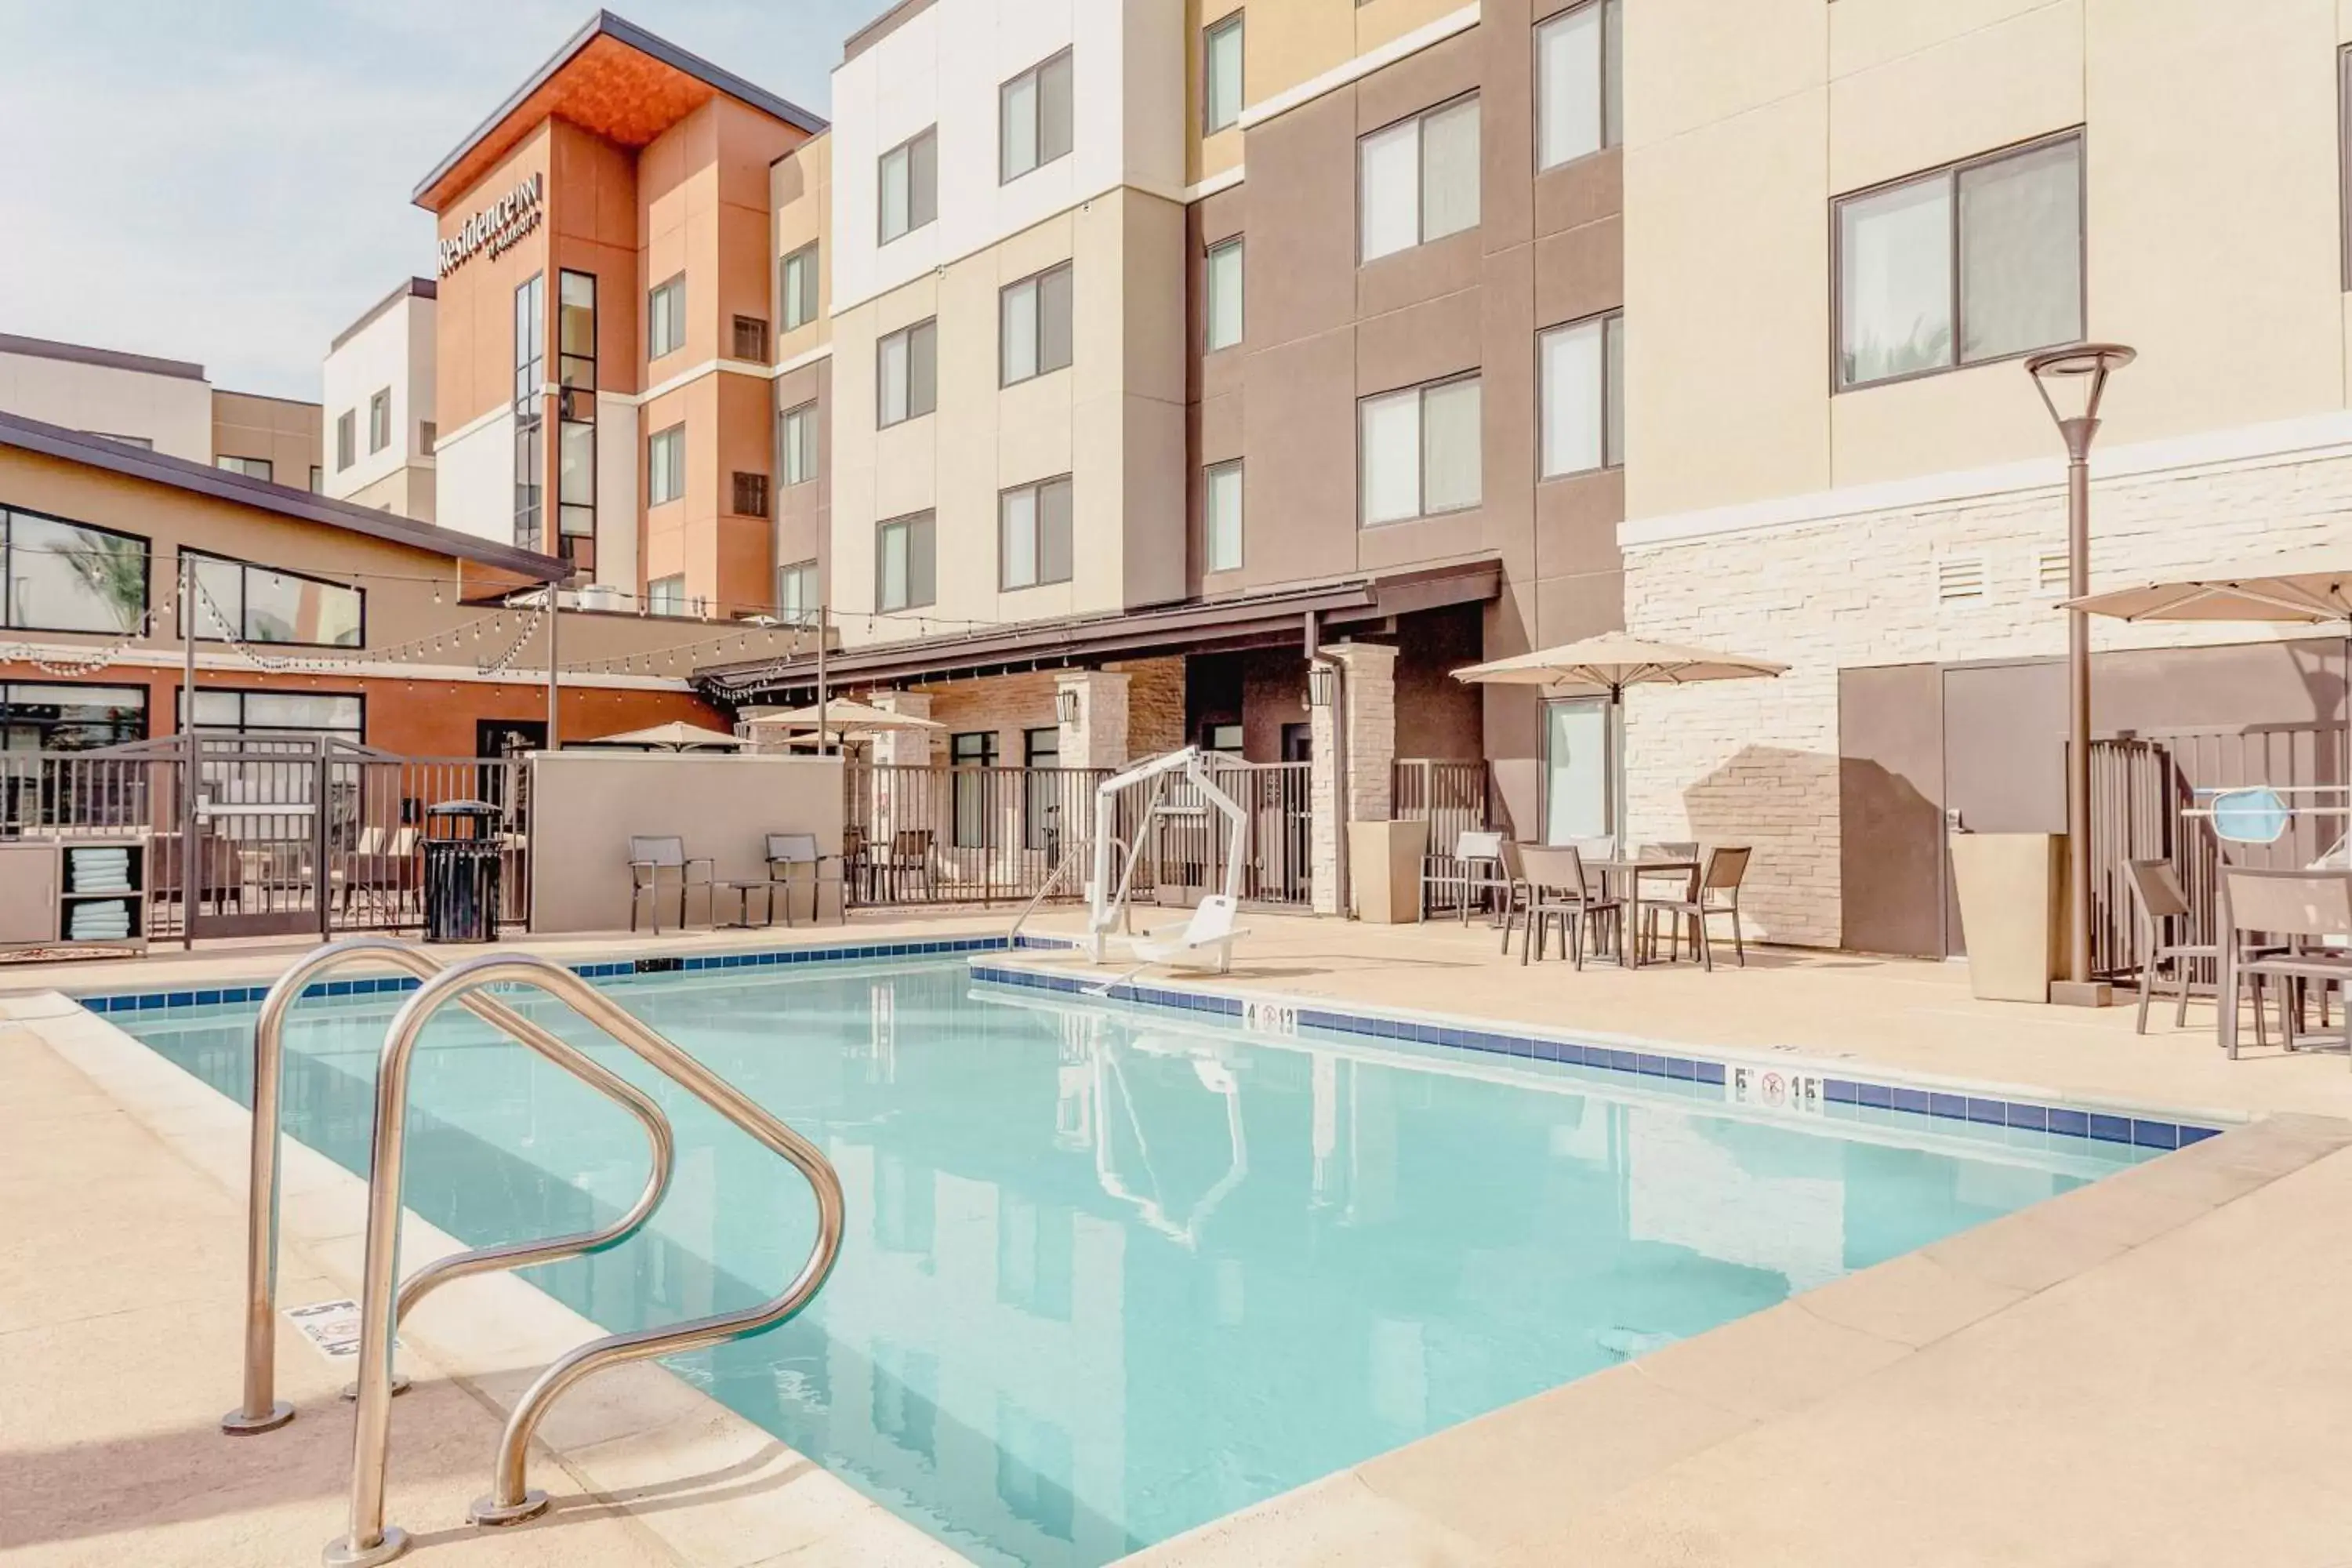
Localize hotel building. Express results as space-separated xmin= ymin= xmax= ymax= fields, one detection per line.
xmin=321 ymin=278 xmax=440 ymax=524
xmin=0 ymin=333 xmax=325 ymax=492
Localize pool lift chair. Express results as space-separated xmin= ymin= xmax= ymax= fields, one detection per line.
xmin=1085 ymin=746 xmax=1252 ymax=993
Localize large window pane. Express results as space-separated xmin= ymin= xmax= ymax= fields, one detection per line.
xmin=1420 ymin=99 xmax=1480 ymax=242
xmin=191 ymin=553 xmax=243 ymax=635
xmin=1039 ymin=477 xmax=1072 ymax=583
xmin=1421 ymin=378 xmax=1482 ymax=513
xmin=906 ymin=514 xmax=935 ymax=606
xmin=1001 ymin=486 xmax=1039 ymax=588
xmin=1003 ymin=279 xmax=1040 ymax=384
xmin=1205 ymin=13 xmax=1243 ymax=133
xmin=5 ymin=514 xmax=147 ymax=634
xmin=1039 ymin=265 xmax=1073 ymax=372
xmin=648 ymin=425 xmax=684 ymax=503
xmin=879 ymin=331 xmax=909 ymax=425
xmin=1838 ymin=175 xmax=1953 ymax=388
xmin=189 ymin=550 xmax=361 ymax=647
xmin=1537 ymin=3 xmax=1601 ymax=170
xmin=909 ymin=130 xmax=938 ymax=229
xmin=880 ymin=144 xmax=911 ymax=241
xmin=1003 ymin=71 xmax=1040 ymax=181
xmin=1604 ymin=312 xmax=1625 ymax=468
xmin=784 ymin=404 xmax=818 ymax=485
xmin=909 ymin=320 xmax=938 ymax=416
xmin=1359 ymin=119 xmax=1419 ymax=262
xmin=1541 ymin=318 xmax=1605 ymax=477
xmin=1206 ymin=238 xmax=1243 ymax=351
xmin=782 ymin=245 xmax=818 ymax=331
xmin=1359 ymin=390 xmax=1421 ymax=524
xmin=1205 ymin=460 xmax=1243 ymax=572
xmin=1039 ymin=52 xmax=1074 ymax=165
xmin=1959 ymin=137 xmax=2082 ymax=362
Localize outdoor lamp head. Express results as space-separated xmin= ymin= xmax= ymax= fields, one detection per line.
xmin=2026 ymin=343 xmax=2136 ymax=446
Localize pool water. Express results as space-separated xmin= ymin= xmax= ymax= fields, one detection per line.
xmin=116 ymin=959 xmax=2149 ymax=1566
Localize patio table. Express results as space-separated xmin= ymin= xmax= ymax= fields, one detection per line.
xmin=1519 ymin=855 xmax=1700 ymax=970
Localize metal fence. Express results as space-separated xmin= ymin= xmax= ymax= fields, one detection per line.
xmin=2088 ymin=724 xmax=2346 ymax=980
xmin=841 ymin=757 xmax=1318 ymax=910
xmin=0 ymin=737 xmax=529 ymax=942
xmin=1395 ymin=759 xmax=1492 ymax=916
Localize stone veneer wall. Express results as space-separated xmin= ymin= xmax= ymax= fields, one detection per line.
xmin=1620 ymin=437 xmax=2352 ymax=948
xmin=903 ymin=655 xmax=1186 ymax=766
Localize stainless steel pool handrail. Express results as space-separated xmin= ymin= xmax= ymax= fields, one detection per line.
xmin=1007 ymin=835 xmax=1119 ymax=947
xmin=328 ymin=952 xmax=845 ymax=1568
xmin=225 ymin=935 xmax=677 ymax=1437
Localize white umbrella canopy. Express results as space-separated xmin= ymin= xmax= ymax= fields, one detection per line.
xmin=1452 ymin=634 xmax=1787 ymax=848
xmin=2060 ymin=566 xmax=2352 ymax=624
xmin=1450 ymin=633 xmax=1789 ymax=696
xmin=744 ymin=699 xmax=947 ymax=735
xmin=578 ymin=720 xmax=748 ymax=751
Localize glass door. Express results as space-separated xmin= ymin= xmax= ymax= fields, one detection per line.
xmin=1543 ymin=697 xmax=1613 ymax=845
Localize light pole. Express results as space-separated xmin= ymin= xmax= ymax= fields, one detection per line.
xmin=2027 ymin=342 xmax=2136 ymax=1007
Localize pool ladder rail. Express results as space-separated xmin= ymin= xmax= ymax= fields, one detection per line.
xmin=219 ymin=935 xmax=846 ymax=1568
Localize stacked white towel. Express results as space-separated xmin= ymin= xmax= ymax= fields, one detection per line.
xmin=68 ymin=898 xmax=133 ymax=941
xmin=67 ymin=848 xmax=133 ymax=895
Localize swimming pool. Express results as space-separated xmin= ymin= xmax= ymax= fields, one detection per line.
xmin=111 ymin=955 xmax=2162 ymax=1566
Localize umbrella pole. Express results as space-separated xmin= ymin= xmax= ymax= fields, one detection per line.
xmin=1612 ymin=684 xmax=1628 ymax=852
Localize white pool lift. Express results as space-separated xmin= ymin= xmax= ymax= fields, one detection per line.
xmin=1085 ymin=746 xmax=1251 ymax=983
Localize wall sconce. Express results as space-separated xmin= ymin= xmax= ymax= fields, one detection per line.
xmin=1057 ymin=685 xmax=1081 ymax=725
xmin=1307 ymin=662 xmax=1338 ymax=710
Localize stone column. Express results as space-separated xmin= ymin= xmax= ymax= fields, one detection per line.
xmin=1308 ymin=641 xmax=1399 ymax=915
xmin=866 ymin=691 xmax=935 ymax=767
xmin=864 ymin=691 xmax=936 ymax=858
xmin=1054 ymin=670 xmax=1131 ymax=769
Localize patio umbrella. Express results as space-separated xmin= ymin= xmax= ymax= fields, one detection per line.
xmin=743 ymin=699 xmax=945 ymax=745
xmin=1451 ymin=633 xmax=1788 ymax=845
xmin=2062 ymin=564 xmax=2352 ymax=847
xmin=577 ymin=720 xmax=748 ymax=752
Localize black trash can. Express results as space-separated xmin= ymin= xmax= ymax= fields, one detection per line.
xmin=421 ymin=800 xmax=503 ymax=943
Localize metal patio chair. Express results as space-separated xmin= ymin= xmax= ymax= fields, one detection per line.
xmin=1638 ymin=846 xmax=1752 ymax=971
xmin=627 ymin=835 xmax=713 ymax=934
xmin=765 ymin=832 xmax=845 ymax=926
xmin=2222 ymin=866 xmax=2352 ymax=1061
xmin=1421 ymin=828 xmax=1509 ymax=923
xmin=1516 ymin=843 xmax=1621 ymax=969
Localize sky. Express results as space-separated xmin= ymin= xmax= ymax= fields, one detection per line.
xmin=0 ymin=0 xmax=880 ymax=401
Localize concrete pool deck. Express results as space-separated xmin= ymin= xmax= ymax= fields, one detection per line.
xmin=5 ymin=906 xmax=2350 ymax=1566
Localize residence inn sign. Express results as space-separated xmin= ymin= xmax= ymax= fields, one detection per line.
xmin=437 ymin=172 xmax=543 ymax=278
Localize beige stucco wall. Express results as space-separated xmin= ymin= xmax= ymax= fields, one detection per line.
xmin=1625 ymin=0 xmax=2352 ymax=523
xmin=829 ymin=186 xmax=1186 ymax=646
xmin=211 ymin=390 xmax=323 ymax=490
xmin=528 ymin=752 xmax=844 ymax=933
xmin=772 ymin=133 xmax=834 ymax=365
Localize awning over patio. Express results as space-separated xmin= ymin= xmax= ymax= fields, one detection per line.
xmin=692 ymin=557 xmax=1501 ymax=703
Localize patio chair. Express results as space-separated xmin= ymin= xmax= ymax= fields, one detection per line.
xmin=1421 ymin=829 xmax=1509 ymax=924
xmin=765 ymin=832 xmax=845 ymax=926
xmin=2125 ymin=858 xmax=2221 ymax=1035
xmin=628 ymin=835 xmax=713 ymax=934
xmin=880 ymin=829 xmax=935 ymax=902
xmin=840 ymin=823 xmax=872 ymax=906
xmin=1516 ymin=844 xmax=1621 ymax=970
xmin=338 ymin=825 xmax=420 ymax=920
xmin=1639 ymin=846 xmax=1752 ymax=971
xmin=1635 ymin=841 xmax=1701 ymax=960
xmin=2222 ymin=867 xmax=2352 ymax=1061
xmin=1496 ymin=840 xmax=1534 ymax=956
xmin=1098 ymin=894 xmax=1250 ymax=989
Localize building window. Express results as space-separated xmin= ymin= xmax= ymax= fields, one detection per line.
xmin=648 ymin=273 xmax=687 ymax=360
xmin=1539 ymin=310 xmax=1624 ymax=477
xmin=1359 ymin=96 xmax=1479 ymax=263
xmin=781 ymin=242 xmax=819 ymax=331
xmin=214 ymin=456 xmax=273 ymax=482
xmin=777 ymin=559 xmax=818 ymax=625
xmin=1000 ymin=263 xmax=1073 ymax=386
xmin=1204 ymin=459 xmax=1243 ymax=572
xmin=877 ymin=510 xmax=936 ymax=612
xmin=877 ymin=318 xmax=938 ymax=426
xmin=880 ymin=127 xmax=938 ymax=244
xmin=1536 ymin=0 xmax=1621 ymax=172
xmin=187 ymin=549 xmax=363 ymax=648
xmin=557 ymin=270 xmax=597 ymax=553
xmin=1204 ymin=722 xmax=1244 ymax=754
xmin=648 ymin=575 xmax=688 ymax=616
xmin=0 ymin=506 xmax=148 ymax=633
xmin=368 ymin=389 xmax=391 ymax=454
xmin=732 ymin=315 xmax=769 ymax=362
xmin=336 ymin=411 xmax=354 ymax=472
xmin=1001 ymin=49 xmax=1075 ymax=183
xmin=648 ymin=424 xmax=684 ymax=505
xmin=731 ymin=471 xmax=770 ymax=518
xmin=0 ymin=682 xmax=147 ymax=751
xmin=950 ymin=729 xmax=998 ymax=848
xmin=1204 ymin=12 xmax=1244 ymax=133
xmin=1359 ymin=373 xmax=1481 ymax=525
xmin=782 ymin=402 xmax=819 ymax=485
xmin=308 ymin=465 xmax=322 ymax=493
xmin=184 ymin=688 xmax=364 ymax=743
xmin=1835 ymin=132 xmax=2084 ymax=390
xmin=1000 ymin=475 xmax=1073 ymax=590
xmin=514 ymin=272 xmax=545 ymax=550
xmin=1204 ymin=238 xmax=1243 ymax=352
xmin=419 ymin=420 xmax=437 ymax=450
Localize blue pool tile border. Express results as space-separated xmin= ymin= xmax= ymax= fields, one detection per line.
xmin=74 ymin=933 xmax=1070 ymax=1016
xmin=967 ymin=961 xmax=2227 ymax=1153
